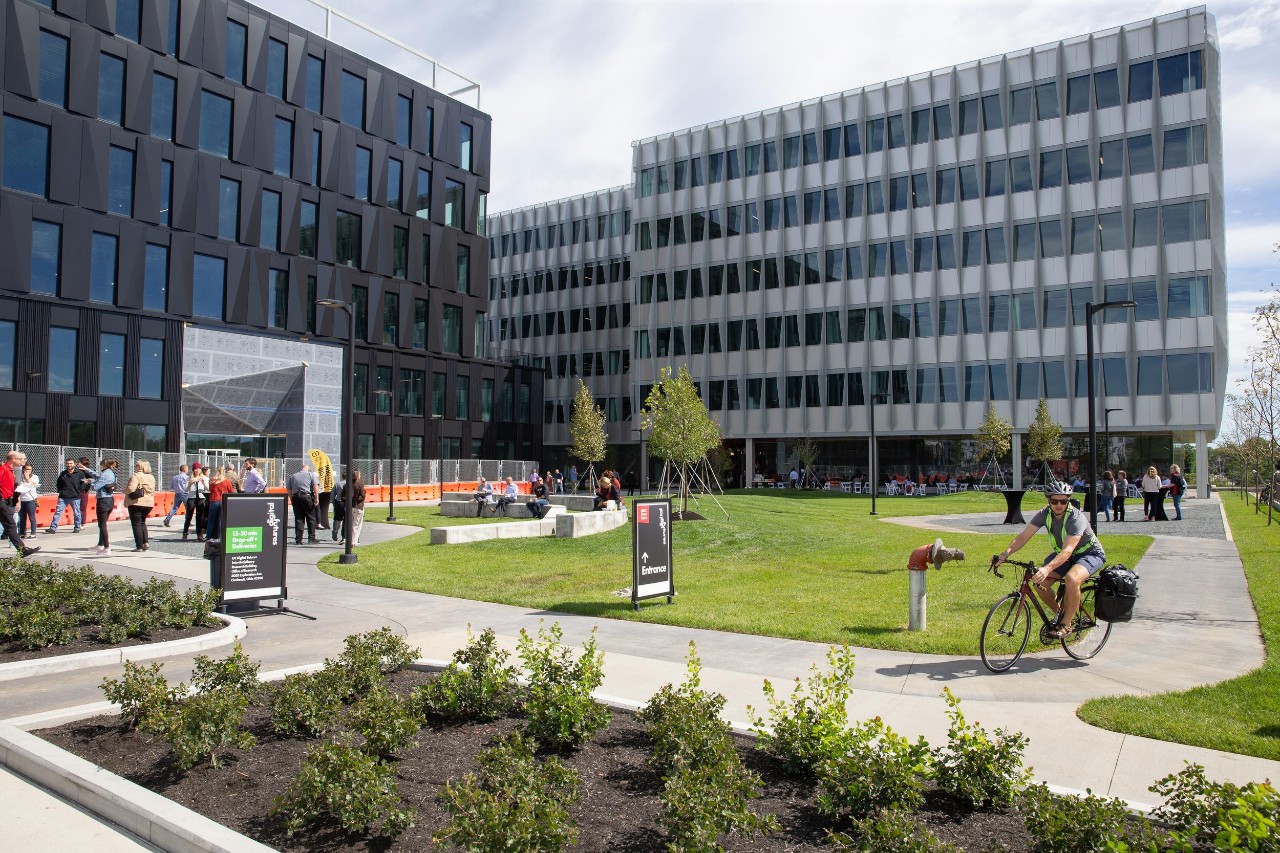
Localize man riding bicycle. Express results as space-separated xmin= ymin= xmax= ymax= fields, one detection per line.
xmin=992 ymin=482 xmax=1106 ymax=639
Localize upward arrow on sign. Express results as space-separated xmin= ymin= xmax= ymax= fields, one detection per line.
xmin=641 ymin=551 xmax=649 ymax=562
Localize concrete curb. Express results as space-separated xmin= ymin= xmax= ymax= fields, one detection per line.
xmin=0 ymin=614 xmax=247 ymax=683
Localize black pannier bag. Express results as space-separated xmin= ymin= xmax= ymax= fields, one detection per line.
xmin=1095 ymin=565 xmax=1139 ymax=623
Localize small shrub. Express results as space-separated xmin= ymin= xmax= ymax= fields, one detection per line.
xmin=1020 ymin=783 xmax=1162 ymax=853
xmin=269 ymin=669 xmax=348 ymax=737
xmin=157 ymin=688 xmax=256 ymax=769
xmin=517 ymin=622 xmax=610 ymax=750
xmin=436 ymin=731 xmax=579 ymax=852
xmin=273 ymin=738 xmax=414 ymax=838
xmin=164 ymin=585 xmax=221 ymax=629
xmin=817 ymin=716 xmax=930 ymax=820
xmin=417 ymin=626 xmax=519 ymax=723
xmin=747 ymin=643 xmax=856 ymax=776
xmin=348 ymin=683 xmax=422 ymax=757
xmin=189 ymin=642 xmax=261 ymax=701
xmin=101 ymin=660 xmax=179 ymax=731
xmin=931 ymin=687 xmax=1030 ymax=810
xmin=1 ymin=605 xmax=78 ymax=649
xmin=660 ymin=734 xmax=779 ymax=853
xmin=828 ymin=808 xmax=961 ymax=853
xmin=1148 ymin=763 xmax=1279 ymax=853
xmin=333 ymin=627 xmax=420 ymax=694
xmin=638 ymin=642 xmax=731 ymax=775
xmin=1213 ymin=781 xmax=1280 ymax=852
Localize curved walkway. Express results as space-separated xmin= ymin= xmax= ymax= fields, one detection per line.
xmin=2 ymin=496 xmax=1276 ymax=850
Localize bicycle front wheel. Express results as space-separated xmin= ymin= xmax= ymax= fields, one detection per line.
xmin=981 ymin=594 xmax=1031 ymax=673
xmin=1061 ymin=584 xmax=1113 ymax=660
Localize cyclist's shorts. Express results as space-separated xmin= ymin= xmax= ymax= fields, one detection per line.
xmin=1041 ymin=552 xmax=1105 ymax=579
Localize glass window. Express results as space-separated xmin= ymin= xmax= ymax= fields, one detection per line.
xmin=1165 ymin=354 xmax=1199 ymax=394
xmin=90 ymin=232 xmax=117 ymax=304
xmin=1158 ymin=50 xmax=1203 ymax=96
xmin=891 ymin=304 xmax=912 ymax=339
xmin=985 ymin=160 xmax=1005 ymax=196
xmin=149 ymin=72 xmax=177 ymax=141
xmin=1128 ymin=60 xmax=1153 ymax=103
xmin=1043 ymin=289 xmax=1067 ymax=328
xmin=106 ymin=145 xmax=134 ymax=216
xmin=869 ymin=242 xmax=888 ymax=276
xmin=1071 ymin=215 xmax=1095 ymax=254
xmin=352 ymin=364 xmax=367 ymax=413
xmin=1098 ymin=139 xmax=1123 ymax=180
xmin=444 ymin=178 xmax=464 ymax=228
xmin=1039 ymin=150 xmax=1062 ymax=188
xmin=1132 ymin=207 xmax=1159 ymax=247
xmin=416 ymin=168 xmax=431 ymax=219
xmin=442 ymin=304 xmax=461 ymax=354
xmin=965 ymin=365 xmax=987 ymax=401
xmin=1136 ymin=355 xmax=1162 ymax=395
xmin=1168 ymin=275 xmax=1210 ymax=318
xmin=1010 ymin=155 xmax=1033 ymax=193
xmin=959 ymin=98 xmax=979 ymax=135
xmin=217 ymin=177 xmax=239 ymax=240
xmin=266 ymin=38 xmax=287 ymax=99
xmin=98 ymin=53 xmax=125 ymax=125
xmin=298 ymin=200 xmax=317 ymax=258
xmin=4 ymin=115 xmax=50 ymax=198
xmin=1066 ymin=145 xmax=1092 ymax=184
xmin=887 ymin=115 xmax=906 ymax=148
xmin=1163 ymin=126 xmax=1207 ymax=169
xmin=865 ymin=118 xmax=884 ymax=153
xmin=1127 ymin=134 xmax=1155 ymax=174
xmin=159 ymin=159 xmax=172 ymax=226
xmin=823 ymin=126 xmax=842 ymax=160
xmin=934 ymin=167 xmax=956 ymax=204
xmin=962 ymin=230 xmax=983 ymax=267
xmin=989 ymin=364 xmax=1009 ymax=400
xmin=392 ymin=225 xmax=407 ymax=278
xmin=1043 ymin=361 xmax=1067 ymax=398
xmin=782 ymin=135 xmax=801 ymax=167
xmin=115 ymin=0 xmax=142 ymax=40
xmin=48 ymin=327 xmax=77 ymax=393
xmin=273 ymin=117 xmax=293 ymax=176
xmin=933 ymin=103 xmax=953 ymax=139
xmin=341 ymin=70 xmax=365 ymax=129
xmin=260 ymin=188 xmax=280 ymax=250
xmin=937 ymin=299 xmax=959 ymax=336
xmin=988 ymin=294 xmax=1010 ymax=332
xmin=982 ymin=93 xmax=1002 ymax=129
xmin=1010 ymin=88 xmax=1032 ymax=125
xmin=460 ymin=122 xmax=473 ymax=171
xmin=382 ymin=291 xmax=399 ymax=345
xmin=1016 ymin=362 xmax=1040 ymax=399
xmin=936 ymin=234 xmax=956 ymax=269
xmin=962 ymin=297 xmax=982 ymax=334
xmin=412 ymin=298 xmax=427 ymax=349
xmin=1094 ymin=68 xmax=1121 ymax=108
xmin=394 ymin=93 xmax=413 ymax=149
xmin=39 ymin=30 xmax=69 ymax=108
xmin=351 ymin=284 xmax=368 ymax=341
xmin=1035 ymin=81 xmax=1059 ymax=120
xmin=387 ymin=157 xmax=402 ymax=209
xmin=399 ymin=369 xmax=424 ymax=416
xmin=0 ymin=320 xmax=12 ymax=390
xmin=30 ymin=220 xmax=60 ymax=295
xmin=1013 ymin=292 xmax=1036 ymax=330
xmin=1066 ymin=75 xmax=1090 ymax=115
xmin=911 ymin=108 xmax=931 ymax=144
xmin=986 ymin=227 xmax=1007 ymax=264
xmin=310 ymin=128 xmax=322 ymax=185
xmin=958 ymin=165 xmax=979 ymax=200
xmin=1039 ymin=219 xmax=1064 ymax=257
xmin=913 ymin=236 xmax=934 ymax=272
xmin=803 ymin=130 xmax=820 ymax=163
xmin=192 ymin=254 xmax=225 ymax=319
xmin=1132 ymin=281 xmax=1159 ymax=320
xmin=909 ymin=172 xmax=930 ymax=209
xmin=133 ymin=337 xmax=162 ymax=400
xmin=200 ymin=90 xmax=232 ymax=158
xmin=1013 ymin=222 xmax=1036 ymax=261
xmin=889 ymin=176 xmax=909 ymax=211
xmin=420 ymin=233 xmax=431 ymax=282
xmin=225 ymin=20 xmax=246 ymax=83
xmin=336 ymin=210 xmax=361 ymax=267
xmin=305 ymin=55 xmax=324 ymax=113
xmin=455 ymin=245 xmax=470 ymax=293
xmin=143 ymin=242 xmax=167 ymax=310
xmin=353 ymin=145 xmax=371 ymax=200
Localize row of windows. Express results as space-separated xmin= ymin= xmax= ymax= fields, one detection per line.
xmin=0 ymin=320 xmax=163 ymax=397
xmin=30 ymin=0 xmax=469 ymax=168
xmin=348 ymin=368 xmax=533 ymax=423
xmin=633 ymin=200 xmax=1209 ymax=302
xmin=541 ymin=350 xmax=632 ymax=380
xmin=0 ymin=418 xmax=167 ymax=451
xmin=544 ymin=396 xmax=633 ymax=425
xmin=631 ymin=276 xmax=1207 ymax=360
xmin=495 ymin=303 xmax=632 ymax=342
xmin=637 ymin=352 xmax=1213 ymax=414
xmin=487 ymin=258 xmax=633 ymax=301
xmin=637 ymin=49 xmax=1206 ymax=196
xmin=633 ymin=127 xmax=1206 ymax=251
xmin=490 ymin=211 xmax=631 ymax=258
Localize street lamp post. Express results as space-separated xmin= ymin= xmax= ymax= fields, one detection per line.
xmin=1085 ymin=300 xmax=1137 ymax=529
xmin=316 ymin=299 xmax=358 ymax=565
xmin=374 ymin=388 xmax=397 ymax=522
xmin=23 ymin=372 xmax=43 ymax=444
xmin=868 ymin=378 xmax=879 ymax=516
xmin=1103 ymin=407 xmax=1123 ymax=471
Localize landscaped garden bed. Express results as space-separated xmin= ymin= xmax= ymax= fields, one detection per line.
xmin=34 ymin=626 xmax=1271 ymax=852
xmin=0 ymin=558 xmax=220 ymax=665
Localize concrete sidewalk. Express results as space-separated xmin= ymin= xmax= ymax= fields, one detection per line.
xmin=2 ymin=497 xmax=1277 ymax=849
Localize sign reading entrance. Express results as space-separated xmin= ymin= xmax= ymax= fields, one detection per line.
xmin=219 ymin=493 xmax=287 ymax=603
xmin=632 ymin=498 xmax=673 ymax=609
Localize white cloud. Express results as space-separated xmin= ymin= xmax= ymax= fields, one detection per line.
xmin=1216 ymin=0 xmax=1280 ymax=49
xmin=1226 ymin=223 xmax=1280 ymax=270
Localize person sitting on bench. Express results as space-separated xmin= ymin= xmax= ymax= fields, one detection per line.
xmin=494 ymin=477 xmax=519 ymax=516
xmin=527 ymin=478 xmax=550 ymax=519
xmin=473 ymin=477 xmax=494 ymax=517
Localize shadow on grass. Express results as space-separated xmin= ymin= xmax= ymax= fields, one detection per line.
xmin=1252 ymin=725 xmax=1280 ymax=739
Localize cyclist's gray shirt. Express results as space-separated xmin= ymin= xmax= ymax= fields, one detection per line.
xmin=1028 ymin=505 xmax=1105 ymax=559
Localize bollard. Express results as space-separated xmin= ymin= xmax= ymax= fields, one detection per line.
xmin=906 ymin=538 xmax=966 ymax=631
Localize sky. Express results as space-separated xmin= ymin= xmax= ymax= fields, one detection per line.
xmin=261 ymin=0 xmax=1279 ymax=410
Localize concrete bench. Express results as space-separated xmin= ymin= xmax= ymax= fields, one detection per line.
xmin=555 ymin=509 xmax=629 ymax=538
xmin=439 ymin=500 xmax=565 ymax=520
xmin=430 ymin=517 xmax=559 ymax=544
xmin=548 ymin=494 xmax=597 ymax=512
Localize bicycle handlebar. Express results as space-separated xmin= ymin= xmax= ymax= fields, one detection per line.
xmin=988 ymin=555 xmax=1038 ymax=579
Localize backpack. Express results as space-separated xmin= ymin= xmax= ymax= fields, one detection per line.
xmin=1096 ymin=565 xmax=1139 ymax=622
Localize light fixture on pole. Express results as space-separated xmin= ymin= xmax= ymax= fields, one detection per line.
xmin=868 ymin=374 xmax=879 ymax=516
xmin=1085 ymin=300 xmax=1136 ymax=529
xmin=316 ymin=298 xmax=358 ymax=565
xmin=23 ymin=372 xmax=43 ymax=444
xmin=373 ymin=388 xmax=397 ymax=522
xmin=1103 ymin=407 xmax=1123 ymax=470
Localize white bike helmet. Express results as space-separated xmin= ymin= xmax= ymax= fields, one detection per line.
xmin=1047 ymin=481 xmax=1074 ymax=496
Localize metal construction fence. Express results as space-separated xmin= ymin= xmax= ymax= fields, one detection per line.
xmin=2 ymin=442 xmax=535 ymax=495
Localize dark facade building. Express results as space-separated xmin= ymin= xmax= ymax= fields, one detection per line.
xmin=0 ymin=0 xmax=541 ymax=465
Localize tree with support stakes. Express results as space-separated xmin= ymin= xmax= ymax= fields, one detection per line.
xmin=569 ymin=379 xmax=607 ymax=495
xmin=793 ymin=436 xmax=821 ymax=489
xmin=641 ymin=366 xmax=724 ymax=518
xmin=974 ymin=402 xmax=1012 ymax=489
xmin=1026 ymin=398 xmax=1064 ymax=488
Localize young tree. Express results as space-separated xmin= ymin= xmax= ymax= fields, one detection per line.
xmin=569 ymin=379 xmax=606 ymax=489
xmin=794 ymin=437 xmax=820 ymax=488
xmin=974 ymin=402 xmax=1012 ymax=488
xmin=642 ymin=366 xmax=722 ymax=515
xmin=1025 ymin=399 xmax=1064 ymax=487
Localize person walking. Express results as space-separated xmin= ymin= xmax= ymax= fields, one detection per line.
xmin=241 ymin=458 xmax=266 ymax=494
xmin=1098 ymin=470 xmax=1116 ymax=522
xmin=184 ymin=464 xmax=209 ymax=541
xmin=348 ymin=470 xmax=366 ymax=546
xmin=206 ymin=467 xmax=236 ymax=541
xmin=1140 ymin=465 xmax=1162 ymax=521
xmin=124 ymin=460 xmax=156 ymax=551
xmin=1114 ymin=470 xmax=1128 ymax=522
xmin=47 ymin=458 xmax=83 ymax=534
xmin=330 ymin=474 xmax=347 ymax=542
xmin=287 ymin=463 xmax=319 ymax=544
xmin=163 ymin=464 xmax=189 ymax=528
xmin=89 ymin=459 xmax=119 ymax=555
xmin=568 ymin=465 xmax=579 ymax=493
xmin=1 ymin=451 xmax=40 ymax=558
xmin=1169 ymin=464 xmax=1187 ymax=521
xmin=15 ymin=462 xmax=40 ymax=538
xmin=76 ymin=457 xmax=95 ymax=532
xmin=554 ymin=469 xmax=564 ymax=494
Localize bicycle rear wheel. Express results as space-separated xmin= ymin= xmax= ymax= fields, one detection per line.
xmin=981 ymin=594 xmax=1031 ymax=672
xmin=1061 ymin=584 xmax=1112 ymax=660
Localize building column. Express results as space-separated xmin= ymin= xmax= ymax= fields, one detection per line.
xmin=1196 ymin=430 xmax=1209 ymax=498
xmin=640 ymin=439 xmax=648 ymax=492
xmin=745 ymin=437 xmax=755 ymax=488
xmin=1012 ymin=433 xmax=1023 ymax=490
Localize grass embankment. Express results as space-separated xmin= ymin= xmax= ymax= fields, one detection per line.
xmin=323 ymin=491 xmax=1150 ymax=656
xmin=1079 ymin=496 xmax=1280 ymax=760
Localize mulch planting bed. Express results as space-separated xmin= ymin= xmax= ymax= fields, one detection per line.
xmin=0 ymin=622 xmax=222 ymax=665
xmin=39 ymin=668 xmax=1036 ymax=852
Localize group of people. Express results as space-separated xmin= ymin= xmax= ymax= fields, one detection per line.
xmin=469 ymin=467 xmax=627 ymax=519
xmin=471 ymin=476 xmax=521 ymax=516
xmin=1092 ymin=464 xmax=1188 ymax=523
xmin=286 ymin=463 xmax=365 ymax=547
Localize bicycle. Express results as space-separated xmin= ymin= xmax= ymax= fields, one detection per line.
xmin=979 ymin=556 xmax=1112 ymax=673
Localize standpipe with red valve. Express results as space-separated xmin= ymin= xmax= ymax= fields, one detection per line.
xmin=906 ymin=538 xmax=966 ymax=630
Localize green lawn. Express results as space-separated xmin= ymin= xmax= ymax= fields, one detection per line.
xmin=1078 ymin=497 xmax=1280 ymax=759
xmin=322 ymin=490 xmax=1151 ymax=656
